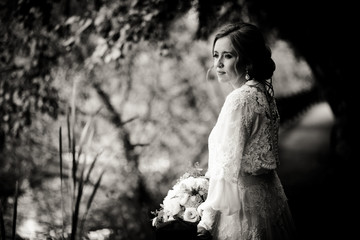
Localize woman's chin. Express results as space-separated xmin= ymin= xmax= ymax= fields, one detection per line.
xmin=217 ymin=78 xmax=228 ymax=83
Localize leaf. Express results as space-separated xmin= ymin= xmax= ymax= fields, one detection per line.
xmin=0 ymin=200 xmax=6 ymax=240
xmin=71 ymin=168 xmax=84 ymax=240
xmin=59 ymin=126 xmax=66 ymax=238
xmin=79 ymin=170 xmax=105 ymax=237
xmin=63 ymin=37 xmax=75 ymax=47
xmin=85 ymin=170 xmax=104 ymax=216
xmin=76 ymin=19 xmax=92 ymax=35
xmin=12 ymin=181 xmax=19 ymax=240
xmin=71 ymin=81 xmax=77 ymax=191
xmin=65 ymin=16 xmax=79 ymax=25
xmin=84 ymin=152 xmax=101 ymax=185
xmin=13 ymin=56 xmax=31 ymax=68
xmin=77 ymin=118 xmax=93 ymax=160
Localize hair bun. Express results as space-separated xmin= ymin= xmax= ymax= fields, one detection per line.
xmin=251 ymin=47 xmax=275 ymax=81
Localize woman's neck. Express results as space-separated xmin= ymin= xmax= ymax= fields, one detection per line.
xmin=230 ymin=78 xmax=247 ymax=89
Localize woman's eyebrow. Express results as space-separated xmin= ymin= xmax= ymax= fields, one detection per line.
xmin=213 ymin=50 xmax=234 ymax=54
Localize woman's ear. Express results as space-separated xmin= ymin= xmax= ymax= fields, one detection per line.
xmin=246 ymin=64 xmax=254 ymax=76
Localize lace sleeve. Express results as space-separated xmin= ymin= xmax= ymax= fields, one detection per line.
xmin=198 ymin=89 xmax=252 ymax=216
xmin=211 ymin=88 xmax=253 ymax=183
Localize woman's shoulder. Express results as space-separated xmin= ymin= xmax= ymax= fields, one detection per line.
xmin=225 ymin=82 xmax=267 ymax=111
xmin=226 ymin=82 xmax=263 ymax=102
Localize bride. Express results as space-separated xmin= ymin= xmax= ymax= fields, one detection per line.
xmin=196 ymin=22 xmax=298 ymax=240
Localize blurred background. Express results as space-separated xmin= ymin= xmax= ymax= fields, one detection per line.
xmin=0 ymin=0 xmax=356 ymax=240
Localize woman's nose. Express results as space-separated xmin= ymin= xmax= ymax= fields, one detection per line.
xmin=215 ymin=58 xmax=224 ymax=68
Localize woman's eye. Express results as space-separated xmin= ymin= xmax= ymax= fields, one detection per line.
xmin=213 ymin=53 xmax=219 ymax=58
xmin=224 ymin=54 xmax=232 ymax=59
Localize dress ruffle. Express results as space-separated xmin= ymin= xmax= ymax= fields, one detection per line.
xmin=199 ymin=177 xmax=242 ymax=216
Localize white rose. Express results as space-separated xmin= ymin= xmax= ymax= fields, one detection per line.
xmin=181 ymin=177 xmax=195 ymax=189
xmin=163 ymin=197 xmax=181 ymax=216
xmin=162 ymin=212 xmax=170 ymax=222
xmin=179 ymin=193 xmax=190 ymax=206
xmin=166 ymin=189 xmax=177 ymax=199
xmin=183 ymin=207 xmax=200 ymax=223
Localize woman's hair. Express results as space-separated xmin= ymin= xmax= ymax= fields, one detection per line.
xmin=211 ymin=22 xmax=276 ymax=96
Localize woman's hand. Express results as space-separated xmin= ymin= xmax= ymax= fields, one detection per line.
xmin=196 ymin=203 xmax=216 ymax=239
xmin=197 ymin=226 xmax=212 ymax=240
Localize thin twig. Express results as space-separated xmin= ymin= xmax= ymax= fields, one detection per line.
xmin=121 ymin=116 xmax=139 ymax=125
xmin=59 ymin=127 xmax=65 ymax=240
xmin=132 ymin=143 xmax=150 ymax=148
xmin=71 ymin=83 xmax=77 ymax=193
xmin=11 ymin=181 xmax=19 ymax=240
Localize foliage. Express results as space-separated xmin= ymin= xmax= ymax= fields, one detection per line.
xmin=0 ymin=0 xmax=60 ymax=139
xmin=58 ymin=83 xmax=105 ymax=240
xmin=0 ymin=0 xmax=239 ymax=145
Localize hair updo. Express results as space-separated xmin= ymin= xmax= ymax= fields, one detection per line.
xmin=212 ymin=22 xmax=276 ymax=83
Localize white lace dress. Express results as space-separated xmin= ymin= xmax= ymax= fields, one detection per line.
xmin=198 ymin=80 xmax=297 ymax=240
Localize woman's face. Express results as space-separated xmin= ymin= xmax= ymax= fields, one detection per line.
xmin=213 ymin=37 xmax=239 ymax=84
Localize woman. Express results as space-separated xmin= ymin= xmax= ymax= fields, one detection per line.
xmin=196 ymin=22 xmax=297 ymax=240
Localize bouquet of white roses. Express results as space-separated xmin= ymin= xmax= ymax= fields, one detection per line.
xmin=152 ymin=165 xmax=209 ymax=228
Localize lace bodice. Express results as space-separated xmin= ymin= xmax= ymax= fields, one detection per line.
xmin=207 ymin=81 xmax=280 ymax=183
xmin=198 ymin=81 xmax=293 ymax=240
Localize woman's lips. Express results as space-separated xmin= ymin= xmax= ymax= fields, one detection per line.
xmin=217 ymin=71 xmax=226 ymax=75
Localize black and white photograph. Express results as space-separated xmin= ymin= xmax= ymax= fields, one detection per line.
xmin=0 ymin=0 xmax=356 ymax=239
